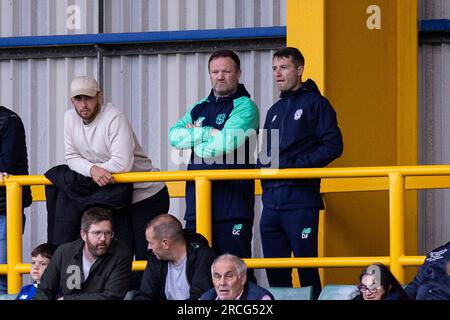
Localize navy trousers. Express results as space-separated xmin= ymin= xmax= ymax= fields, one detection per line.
xmin=185 ymin=218 xmax=256 ymax=283
xmin=260 ymin=207 xmax=321 ymax=299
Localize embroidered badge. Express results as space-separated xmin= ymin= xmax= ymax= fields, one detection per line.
xmin=216 ymin=113 xmax=226 ymax=125
xmin=294 ymin=109 xmax=303 ymax=121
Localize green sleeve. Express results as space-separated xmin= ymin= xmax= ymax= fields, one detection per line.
xmin=193 ymin=97 xmax=259 ymax=158
xmin=168 ymin=98 xmax=213 ymax=149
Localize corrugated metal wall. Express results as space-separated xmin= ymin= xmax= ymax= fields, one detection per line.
xmin=419 ymin=0 xmax=450 ymax=253
xmin=0 ymin=0 xmax=99 ymax=36
xmin=0 ymin=0 xmax=285 ymax=36
xmin=105 ymin=0 xmax=285 ymax=32
xmin=0 ymin=0 xmax=284 ymax=286
xmin=419 ymin=0 xmax=450 ymax=19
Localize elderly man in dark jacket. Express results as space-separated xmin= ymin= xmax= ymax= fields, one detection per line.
xmin=35 ymin=207 xmax=132 ymax=300
xmin=135 ymin=214 xmax=216 ymax=300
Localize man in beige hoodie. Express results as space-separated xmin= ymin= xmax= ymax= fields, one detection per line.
xmin=64 ymin=76 xmax=169 ymax=261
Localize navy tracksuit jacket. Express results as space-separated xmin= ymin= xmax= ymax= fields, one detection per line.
xmin=259 ymin=79 xmax=343 ymax=298
xmin=259 ymin=79 xmax=343 ymax=209
xmin=405 ymin=241 xmax=450 ymax=300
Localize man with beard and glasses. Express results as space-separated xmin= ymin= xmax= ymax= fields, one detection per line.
xmin=34 ymin=207 xmax=132 ymax=300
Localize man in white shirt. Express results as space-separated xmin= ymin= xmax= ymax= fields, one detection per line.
xmin=64 ymin=76 xmax=170 ymax=261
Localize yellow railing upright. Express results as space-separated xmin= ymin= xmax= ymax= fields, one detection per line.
xmin=2 ymin=165 xmax=444 ymax=294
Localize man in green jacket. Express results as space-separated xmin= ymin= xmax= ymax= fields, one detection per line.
xmin=34 ymin=207 xmax=132 ymax=300
xmin=169 ymin=50 xmax=259 ymax=282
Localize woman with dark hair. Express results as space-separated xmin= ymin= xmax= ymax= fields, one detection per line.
xmin=353 ymin=263 xmax=409 ymax=300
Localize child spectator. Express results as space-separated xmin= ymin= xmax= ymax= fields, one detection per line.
xmin=16 ymin=243 xmax=56 ymax=300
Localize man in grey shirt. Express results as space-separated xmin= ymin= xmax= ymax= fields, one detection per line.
xmin=135 ymin=214 xmax=216 ymax=300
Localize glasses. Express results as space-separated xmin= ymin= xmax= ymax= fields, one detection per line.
xmin=87 ymin=230 xmax=114 ymax=239
xmin=357 ymin=284 xmax=379 ymax=294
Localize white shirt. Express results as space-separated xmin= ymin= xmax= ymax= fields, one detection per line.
xmin=64 ymin=103 xmax=164 ymax=203
xmin=82 ymin=251 xmax=95 ymax=281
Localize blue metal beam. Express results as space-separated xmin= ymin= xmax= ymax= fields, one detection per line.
xmin=1 ymin=20 xmax=447 ymax=49
xmin=420 ymin=19 xmax=450 ymax=32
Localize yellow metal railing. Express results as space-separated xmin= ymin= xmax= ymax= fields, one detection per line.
xmin=3 ymin=165 xmax=446 ymax=294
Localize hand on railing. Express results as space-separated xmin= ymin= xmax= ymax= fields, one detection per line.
xmin=0 ymin=172 xmax=9 ymax=183
xmin=90 ymin=166 xmax=115 ymax=187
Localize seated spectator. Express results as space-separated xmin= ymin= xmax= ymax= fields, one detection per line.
xmin=135 ymin=214 xmax=216 ymax=300
xmin=405 ymin=241 xmax=450 ymax=300
xmin=34 ymin=207 xmax=133 ymax=300
xmin=352 ymin=263 xmax=409 ymax=300
xmin=16 ymin=243 xmax=56 ymax=300
xmin=200 ymin=254 xmax=274 ymax=300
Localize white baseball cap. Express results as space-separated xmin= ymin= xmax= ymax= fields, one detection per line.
xmin=70 ymin=76 xmax=101 ymax=98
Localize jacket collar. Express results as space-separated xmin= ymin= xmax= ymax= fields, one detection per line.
xmin=279 ymin=79 xmax=320 ymax=99
xmin=207 ymin=83 xmax=251 ymax=102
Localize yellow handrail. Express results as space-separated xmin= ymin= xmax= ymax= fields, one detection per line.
xmin=2 ymin=165 xmax=439 ymax=294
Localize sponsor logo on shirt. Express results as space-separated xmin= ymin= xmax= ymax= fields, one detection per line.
xmin=190 ymin=242 xmax=200 ymax=249
xmin=426 ymin=248 xmax=448 ymax=262
xmin=232 ymin=224 xmax=243 ymax=236
xmin=301 ymin=227 xmax=311 ymax=239
xmin=194 ymin=117 xmax=206 ymax=127
xmin=271 ymin=115 xmax=277 ymax=122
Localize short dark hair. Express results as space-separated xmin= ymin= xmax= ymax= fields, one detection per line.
xmin=208 ymin=50 xmax=241 ymax=71
xmin=273 ymin=47 xmax=305 ymax=67
xmin=31 ymin=243 xmax=57 ymax=260
xmin=81 ymin=207 xmax=113 ymax=231
xmin=146 ymin=214 xmax=184 ymax=243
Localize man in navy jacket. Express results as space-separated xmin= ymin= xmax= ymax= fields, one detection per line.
xmin=259 ymin=47 xmax=343 ymax=299
xmin=405 ymin=241 xmax=450 ymax=300
xmin=0 ymin=106 xmax=32 ymax=294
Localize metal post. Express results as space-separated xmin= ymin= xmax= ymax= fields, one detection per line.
xmin=389 ymin=172 xmax=405 ymax=283
xmin=96 ymin=0 xmax=104 ymax=89
xmin=98 ymin=0 xmax=104 ymax=34
xmin=195 ymin=177 xmax=212 ymax=246
xmin=6 ymin=183 xmax=23 ymax=294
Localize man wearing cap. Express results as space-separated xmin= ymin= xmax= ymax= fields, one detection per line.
xmin=64 ymin=76 xmax=170 ymax=262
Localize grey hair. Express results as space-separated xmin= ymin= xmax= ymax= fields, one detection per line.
xmin=211 ymin=254 xmax=247 ymax=277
